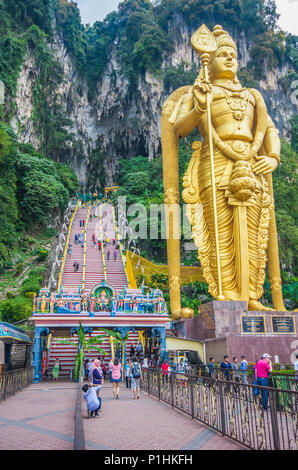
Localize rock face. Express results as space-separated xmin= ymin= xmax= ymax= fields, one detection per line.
xmin=11 ymin=16 xmax=296 ymax=185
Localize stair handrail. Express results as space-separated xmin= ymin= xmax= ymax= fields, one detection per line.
xmin=112 ymin=205 xmax=128 ymax=284
xmin=99 ymin=204 xmax=108 ymax=282
xmin=58 ymin=201 xmax=80 ymax=292
xmin=82 ymin=205 xmax=91 ymax=292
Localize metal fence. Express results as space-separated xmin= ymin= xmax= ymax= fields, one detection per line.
xmin=188 ymin=364 xmax=297 ymax=388
xmin=141 ymin=369 xmax=298 ymax=450
xmin=0 ymin=367 xmax=34 ymax=401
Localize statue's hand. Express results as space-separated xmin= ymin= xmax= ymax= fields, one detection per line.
xmin=193 ymin=77 xmax=212 ymax=113
xmin=253 ymin=155 xmax=278 ymax=175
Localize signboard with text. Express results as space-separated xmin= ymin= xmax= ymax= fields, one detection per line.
xmin=241 ymin=316 xmax=266 ymax=334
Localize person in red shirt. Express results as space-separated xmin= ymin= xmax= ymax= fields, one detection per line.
xmin=255 ymin=353 xmax=272 ymax=410
xmin=161 ymin=360 xmax=170 ymax=384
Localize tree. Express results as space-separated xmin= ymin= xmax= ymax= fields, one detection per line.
xmin=57 ymin=322 xmax=118 ymax=380
xmin=101 ymin=328 xmax=130 ymax=378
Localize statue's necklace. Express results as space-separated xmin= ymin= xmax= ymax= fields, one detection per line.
xmin=221 ymin=88 xmax=250 ymax=121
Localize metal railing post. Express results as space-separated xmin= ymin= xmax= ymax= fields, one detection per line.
xmin=171 ymin=373 xmax=174 ymax=408
xmin=270 ymin=389 xmax=281 ymax=450
xmin=158 ymin=371 xmax=161 ymax=401
xmin=190 ymin=377 xmax=194 ymax=419
xmin=219 ymin=380 xmax=226 ymax=436
xmin=3 ymin=372 xmax=9 ymax=401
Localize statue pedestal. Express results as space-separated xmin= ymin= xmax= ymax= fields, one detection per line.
xmin=175 ymin=301 xmax=298 ymax=365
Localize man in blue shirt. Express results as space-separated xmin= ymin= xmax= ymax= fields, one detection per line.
xmin=240 ymin=355 xmax=248 ymax=384
xmin=82 ymin=384 xmax=101 ymax=418
xmin=220 ymin=356 xmax=232 ymax=381
xmin=208 ymin=357 xmax=216 ymax=378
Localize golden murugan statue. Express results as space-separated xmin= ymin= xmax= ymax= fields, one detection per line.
xmin=162 ymin=25 xmax=285 ymax=319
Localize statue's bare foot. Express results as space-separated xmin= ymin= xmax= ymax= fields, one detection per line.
xmin=248 ymin=300 xmax=275 ymax=311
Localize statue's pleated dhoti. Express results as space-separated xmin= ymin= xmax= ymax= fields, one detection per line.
xmin=195 ymin=142 xmax=269 ymax=301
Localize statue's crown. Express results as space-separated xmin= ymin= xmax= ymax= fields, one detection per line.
xmin=212 ymin=25 xmax=237 ymax=52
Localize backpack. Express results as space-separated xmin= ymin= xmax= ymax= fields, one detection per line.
xmin=132 ymin=362 xmax=141 ymax=378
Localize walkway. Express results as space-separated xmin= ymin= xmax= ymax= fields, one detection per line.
xmin=0 ymin=382 xmax=76 ymax=450
xmin=0 ymin=383 xmax=244 ymax=450
xmin=84 ymin=385 xmax=243 ymax=450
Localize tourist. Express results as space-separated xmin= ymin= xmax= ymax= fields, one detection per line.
xmin=220 ymin=356 xmax=232 ymax=381
xmin=52 ymin=358 xmax=60 ymax=381
xmin=90 ymin=359 xmax=103 ymax=390
xmin=294 ymin=354 xmax=298 ymax=382
xmin=67 ymin=244 xmax=72 ymax=256
xmin=240 ymin=355 xmax=248 ymax=384
xmin=136 ymin=342 xmax=143 ymax=357
xmin=74 ymin=234 xmax=78 ymax=244
xmin=130 ymin=344 xmax=135 ymax=358
xmin=255 ymin=353 xmax=272 ymax=410
xmin=82 ymin=383 xmax=101 ymax=418
xmin=79 ymin=219 xmax=82 ymax=227
xmin=107 ymin=249 xmax=110 ymax=261
xmin=149 ymin=355 xmax=157 ymax=368
xmin=178 ymin=358 xmax=185 ymax=373
xmin=208 ymin=357 xmax=216 ymax=378
xmin=84 ymin=359 xmax=89 ymax=380
xmin=130 ymin=357 xmax=141 ymax=399
xmin=161 ymin=359 xmax=170 ymax=383
xmin=232 ymin=357 xmax=240 ymax=382
xmin=108 ymin=358 xmax=114 ymax=382
xmin=82 ymin=219 xmax=85 ymax=227
xmin=114 ymin=250 xmax=117 ymax=261
xmin=142 ymin=357 xmax=149 ymax=371
xmin=111 ymin=358 xmax=122 ymax=399
xmin=125 ymin=359 xmax=132 ymax=388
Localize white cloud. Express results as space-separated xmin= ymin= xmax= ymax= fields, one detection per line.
xmin=75 ymin=0 xmax=120 ymax=24
xmin=275 ymin=0 xmax=298 ymax=35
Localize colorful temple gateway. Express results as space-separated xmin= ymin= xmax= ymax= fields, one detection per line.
xmin=31 ymin=198 xmax=170 ymax=382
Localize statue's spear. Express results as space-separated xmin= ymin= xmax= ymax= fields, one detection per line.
xmin=191 ymin=25 xmax=225 ymax=300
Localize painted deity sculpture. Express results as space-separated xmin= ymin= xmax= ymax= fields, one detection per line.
xmin=162 ymin=25 xmax=285 ymax=319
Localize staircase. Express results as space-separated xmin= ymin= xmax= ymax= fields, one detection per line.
xmin=62 ymin=207 xmax=88 ymax=291
xmin=102 ymin=203 xmax=128 ymax=293
xmin=84 ymin=205 xmax=104 ymax=292
xmin=60 ymin=202 xmax=127 ymax=295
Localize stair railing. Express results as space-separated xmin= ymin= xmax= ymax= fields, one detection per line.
xmin=111 ymin=205 xmax=129 ymax=284
xmin=81 ymin=205 xmax=91 ymax=292
xmin=58 ymin=201 xmax=80 ymax=293
xmin=99 ymin=204 xmax=108 ymax=282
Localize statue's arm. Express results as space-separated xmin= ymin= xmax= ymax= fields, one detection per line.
xmin=263 ymin=115 xmax=281 ymax=165
xmin=253 ymin=115 xmax=280 ymax=176
xmin=173 ymin=88 xmax=205 ymax=137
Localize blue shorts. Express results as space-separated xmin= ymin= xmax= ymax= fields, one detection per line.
xmin=110 ymin=377 xmax=121 ymax=383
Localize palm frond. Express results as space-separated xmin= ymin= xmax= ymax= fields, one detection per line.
xmin=55 ymin=339 xmax=78 ymax=346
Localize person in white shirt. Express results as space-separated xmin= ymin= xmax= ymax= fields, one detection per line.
xmin=142 ymin=357 xmax=149 ymax=369
xmin=240 ymin=355 xmax=248 ymax=384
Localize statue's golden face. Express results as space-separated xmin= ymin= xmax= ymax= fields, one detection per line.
xmin=210 ymin=46 xmax=238 ymax=80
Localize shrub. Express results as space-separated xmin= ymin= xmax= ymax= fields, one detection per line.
xmin=37 ymin=249 xmax=49 ymax=261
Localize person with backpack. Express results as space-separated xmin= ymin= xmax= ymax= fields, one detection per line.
xmin=130 ymin=357 xmax=141 ymax=399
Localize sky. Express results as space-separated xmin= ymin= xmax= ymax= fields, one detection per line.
xmin=74 ymin=0 xmax=298 ymax=35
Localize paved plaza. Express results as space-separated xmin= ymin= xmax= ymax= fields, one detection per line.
xmin=0 ymin=382 xmax=244 ymax=450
